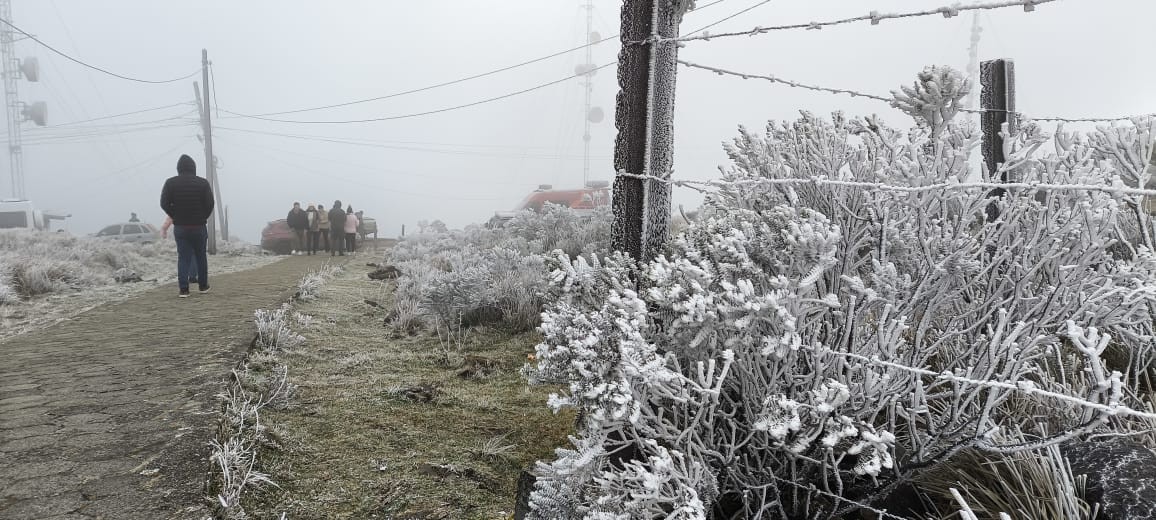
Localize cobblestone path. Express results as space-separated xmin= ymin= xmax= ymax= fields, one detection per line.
xmin=0 ymin=255 xmax=345 ymax=519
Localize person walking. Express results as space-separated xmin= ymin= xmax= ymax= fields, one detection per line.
xmin=160 ymin=154 xmax=213 ymax=298
xmin=317 ymin=201 xmax=331 ymax=252
xmin=160 ymin=215 xmax=198 ymax=285
xmin=344 ymin=205 xmax=359 ymax=253
xmin=286 ymin=202 xmax=308 ymax=255
xmin=305 ymin=204 xmax=320 ymax=255
xmin=328 ymin=200 xmax=347 ymax=256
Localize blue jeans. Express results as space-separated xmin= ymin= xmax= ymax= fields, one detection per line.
xmin=174 ymin=225 xmax=209 ymax=291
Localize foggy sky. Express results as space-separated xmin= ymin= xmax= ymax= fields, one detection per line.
xmin=5 ymin=0 xmax=1154 ymax=241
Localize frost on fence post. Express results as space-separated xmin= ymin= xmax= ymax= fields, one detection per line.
xmin=611 ymin=0 xmax=682 ymax=262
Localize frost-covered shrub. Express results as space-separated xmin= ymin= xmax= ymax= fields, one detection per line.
xmin=255 ymin=304 xmax=305 ymax=352
xmin=0 ymin=276 xmax=16 ymax=305
xmin=528 ymin=67 xmax=1156 ymax=519
xmin=386 ymin=205 xmax=611 ymax=332
xmin=296 ymin=263 xmax=339 ymax=302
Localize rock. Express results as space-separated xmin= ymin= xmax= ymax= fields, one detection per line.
xmin=368 ymin=265 xmax=401 ymax=281
xmin=457 ymin=354 xmax=501 ymax=379
xmin=513 ymin=468 xmax=536 ymax=520
xmin=398 ymin=383 xmax=439 ymax=403
xmin=113 ymin=268 xmax=142 ymax=283
xmin=1062 ymin=439 xmax=1156 ymax=520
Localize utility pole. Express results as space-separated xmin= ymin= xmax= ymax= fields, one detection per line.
xmin=194 ymin=49 xmax=225 ymax=252
xmin=610 ymin=0 xmax=682 ymax=261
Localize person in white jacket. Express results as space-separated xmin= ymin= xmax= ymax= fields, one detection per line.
xmin=343 ymin=205 xmax=360 ymax=253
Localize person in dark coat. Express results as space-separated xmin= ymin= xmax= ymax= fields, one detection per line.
xmin=286 ymin=202 xmax=309 ymax=255
xmin=328 ymin=200 xmax=347 ymax=256
xmin=160 ymin=154 xmax=214 ymax=297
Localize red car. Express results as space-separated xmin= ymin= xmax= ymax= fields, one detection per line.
xmin=260 ymin=219 xmax=294 ymax=255
xmin=491 ymin=181 xmax=611 ymax=224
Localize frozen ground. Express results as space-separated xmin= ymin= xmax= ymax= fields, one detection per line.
xmin=0 ymin=230 xmax=280 ymax=340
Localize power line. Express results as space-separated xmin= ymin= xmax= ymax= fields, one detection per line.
xmin=213 ymin=125 xmax=610 ymax=160
xmin=0 ymin=17 xmax=200 ymax=84
xmin=219 ymin=0 xmax=753 ymax=127
xmin=48 ymin=102 xmax=193 ymax=127
xmin=222 ymin=0 xmax=730 ymax=119
xmin=677 ymin=59 xmax=1156 ymax=123
xmin=221 ymin=63 xmax=618 ymax=124
xmin=658 ymin=0 xmax=1058 ymax=44
xmin=683 ymin=0 xmax=773 ymax=36
xmin=82 ymin=140 xmax=193 ymax=184
xmin=223 ymin=135 xmax=509 ymax=202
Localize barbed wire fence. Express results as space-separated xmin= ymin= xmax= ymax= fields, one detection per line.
xmin=601 ymin=1 xmax=1156 ymax=517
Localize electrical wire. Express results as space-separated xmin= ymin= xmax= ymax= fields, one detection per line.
xmin=0 ymin=17 xmax=200 ymax=84
xmin=82 ymin=140 xmax=194 ymax=184
xmin=209 ymin=61 xmax=220 ymax=119
xmin=49 ymin=103 xmax=194 ymax=127
xmin=220 ymin=135 xmax=509 ymax=202
xmin=220 ymin=62 xmax=618 ymax=124
xmin=212 ymin=125 xmax=609 ymax=160
xmin=223 ymin=0 xmax=730 ymax=119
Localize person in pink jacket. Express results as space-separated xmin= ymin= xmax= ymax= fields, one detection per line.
xmin=343 ymin=205 xmax=360 ymax=253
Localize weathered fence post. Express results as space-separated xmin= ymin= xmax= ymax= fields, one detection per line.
xmin=610 ymin=0 xmax=682 ymax=262
xmin=981 ymin=58 xmax=1016 ymax=221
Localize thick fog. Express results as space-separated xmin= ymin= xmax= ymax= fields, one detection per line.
xmin=4 ymin=0 xmax=1153 ymax=241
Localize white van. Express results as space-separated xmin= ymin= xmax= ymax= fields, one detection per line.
xmin=0 ymin=199 xmax=69 ymax=231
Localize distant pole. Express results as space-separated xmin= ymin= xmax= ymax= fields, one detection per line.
xmin=581 ymin=0 xmax=594 ymax=187
xmin=981 ymin=58 xmax=1015 ymax=221
xmin=193 ymin=80 xmax=217 ymax=253
xmin=610 ymin=0 xmax=681 ymax=261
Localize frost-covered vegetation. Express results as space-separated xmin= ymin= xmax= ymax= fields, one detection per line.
xmin=0 ymin=229 xmax=261 ymax=302
xmin=385 ymin=204 xmax=612 ymax=333
xmin=525 ymin=67 xmax=1156 ymax=519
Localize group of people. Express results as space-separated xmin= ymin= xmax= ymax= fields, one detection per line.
xmin=286 ymin=201 xmax=362 ymax=256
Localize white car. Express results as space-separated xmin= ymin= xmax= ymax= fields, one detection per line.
xmin=94 ymin=222 xmax=160 ymax=244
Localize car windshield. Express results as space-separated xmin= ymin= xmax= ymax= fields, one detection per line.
xmin=96 ymin=225 xmax=121 ymax=236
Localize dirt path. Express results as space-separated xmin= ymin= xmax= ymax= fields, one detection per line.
xmin=0 ymin=255 xmax=348 ymax=520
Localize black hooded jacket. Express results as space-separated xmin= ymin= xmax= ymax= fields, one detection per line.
xmin=160 ymin=154 xmax=215 ymax=226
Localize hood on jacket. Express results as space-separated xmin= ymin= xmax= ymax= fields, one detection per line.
xmin=177 ymin=154 xmax=197 ymax=175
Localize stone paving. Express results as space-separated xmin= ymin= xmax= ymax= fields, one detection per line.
xmin=0 ymin=255 xmax=340 ymax=520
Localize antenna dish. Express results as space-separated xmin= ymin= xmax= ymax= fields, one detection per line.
xmin=19 ymin=57 xmax=39 ymax=82
xmin=587 ymin=106 xmax=604 ymax=123
xmin=589 ymin=31 xmax=602 ymax=43
xmin=574 ymin=64 xmax=598 ymax=77
xmin=22 ymin=102 xmax=46 ymax=126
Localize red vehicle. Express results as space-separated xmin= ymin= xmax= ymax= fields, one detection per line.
xmin=492 ymin=181 xmax=610 ymax=224
xmin=260 ymin=219 xmax=294 ymax=255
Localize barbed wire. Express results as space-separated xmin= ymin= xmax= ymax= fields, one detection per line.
xmin=616 ymin=171 xmax=1156 ymax=199
xmin=654 ymin=0 xmax=1057 ymax=44
xmin=765 ymin=473 xmax=910 ymax=520
xmin=677 ymin=59 xmax=1156 ymax=124
xmin=830 ymin=348 xmax=1156 ymax=422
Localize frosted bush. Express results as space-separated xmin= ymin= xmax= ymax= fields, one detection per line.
xmin=528 ymin=67 xmax=1156 ymax=518
xmin=386 ymin=205 xmax=612 ymax=332
xmin=254 ymin=304 xmax=305 ymax=352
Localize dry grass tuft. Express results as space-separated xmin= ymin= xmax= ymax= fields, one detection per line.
xmin=241 ymin=263 xmax=575 ymax=519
